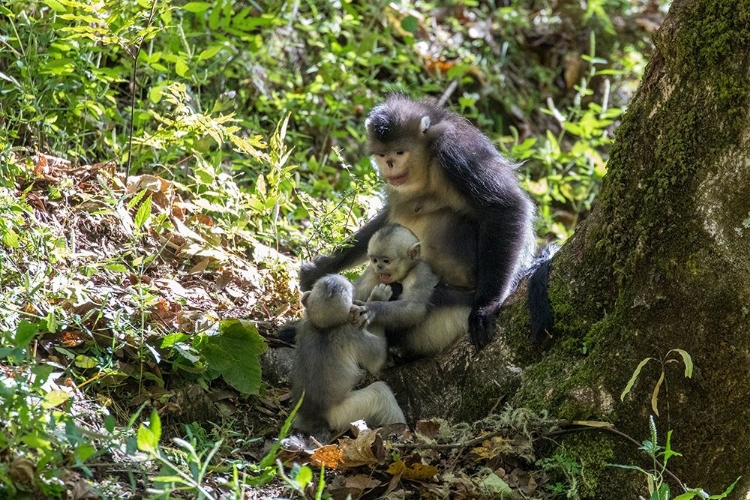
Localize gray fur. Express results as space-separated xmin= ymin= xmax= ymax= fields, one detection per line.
xmin=291 ymin=274 xmax=405 ymax=441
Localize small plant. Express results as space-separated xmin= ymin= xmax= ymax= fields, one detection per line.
xmin=539 ymin=449 xmax=583 ymax=499
xmin=620 ymin=348 xmax=693 ymax=416
xmin=137 ymin=410 xmax=221 ymax=499
xmin=610 ymin=416 xmax=740 ymax=500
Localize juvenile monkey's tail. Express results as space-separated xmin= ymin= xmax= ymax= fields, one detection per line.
xmin=526 ymin=244 xmax=559 ymax=343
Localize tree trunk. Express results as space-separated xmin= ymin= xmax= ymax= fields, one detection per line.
xmin=384 ymin=0 xmax=750 ymax=496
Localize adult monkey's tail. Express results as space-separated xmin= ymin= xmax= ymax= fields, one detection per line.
xmin=527 ymin=244 xmax=559 ymax=343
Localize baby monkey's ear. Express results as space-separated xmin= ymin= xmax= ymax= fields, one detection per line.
xmin=408 ymin=242 xmax=421 ymax=260
xmin=420 ymin=115 xmax=431 ymax=134
xmin=300 ymin=291 xmax=312 ymax=307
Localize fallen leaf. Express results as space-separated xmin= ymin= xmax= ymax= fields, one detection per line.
xmin=470 ymin=436 xmax=512 ymax=460
xmin=339 ymin=429 xmax=384 ymax=467
xmin=414 ymin=420 xmax=440 ymax=439
xmin=311 ymin=444 xmax=344 ymax=468
xmin=388 ymin=459 xmax=438 ymax=481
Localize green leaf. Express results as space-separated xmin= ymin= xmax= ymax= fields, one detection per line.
xmin=137 ymin=427 xmax=157 ymax=454
xmin=161 ymin=333 xmax=190 ymax=348
xmin=15 ymin=320 xmax=39 ymax=348
xmin=22 ymin=433 xmax=51 ymax=451
xmin=2 ymin=227 xmax=19 ymax=248
xmin=104 ymin=263 xmax=128 ymax=273
xmin=708 ymin=476 xmax=741 ymax=499
xmin=200 ymin=319 xmax=267 ymax=395
xmin=662 ymin=430 xmax=682 ymax=466
xmin=175 ymin=59 xmax=189 ymax=77
xmin=620 ymin=357 xmax=654 ymax=401
xmin=104 ymin=415 xmax=116 ymax=434
xmin=183 ymin=2 xmax=211 ymax=12
xmin=673 ymin=492 xmax=700 ymax=500
xmin=44 ymin=0 xmax=67 ymax=12
xmin=258 ymin=396 xmax=303 ymax=471
xmin=134 ymin=195 xmax=152 ymax=230
xmin=137 ymin=411 xmax=162 ymax=454
xmin=149 ymin=409 xmax=162 ymax=441
xmin=293 ymin=465 xmax=313 ymax=488
xmin=74 ymin=443 xmax=97 ymax=463
xmin=43 ymin=389 xmax=73 ymax=408
xmin=198 ymin=46 xmax=222 ymax=61
xmin=669 ymin=349 xmax=693 ymax=378
xmin=74 ymin=354 xmax=98 ymax=369
xmin=401 ymin=16 xmax=418 ymax=34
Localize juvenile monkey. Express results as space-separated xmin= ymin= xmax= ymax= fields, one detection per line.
xmin=291 ymin=274 xmax=406 ymax=441
xmin=351 ymin=224 xmax=466 ymax=356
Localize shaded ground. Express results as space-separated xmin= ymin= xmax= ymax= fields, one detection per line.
xmin=0 ymin=155 xmax=589 ymax=498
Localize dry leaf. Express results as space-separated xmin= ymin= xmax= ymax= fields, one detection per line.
xmin=338 ymin=429 xmax=384 ymax=467
xmin=470 ymin=436 xmax=512 ymax=460
xmin=190 ymin=257 xmax=211 ymax=274
xmin=388 ymin=459 xmax=438 ymax=481
xmin=414 ymin=419 xmax=440 ymax=439
xmin=311 ymin=444 xmax=344 ymax=468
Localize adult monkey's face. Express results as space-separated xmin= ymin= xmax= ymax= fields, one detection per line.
xmin=366 ymin=111 xmax=433 ymax=195
xmin=372 ymin=149 xmax=411 ymax=187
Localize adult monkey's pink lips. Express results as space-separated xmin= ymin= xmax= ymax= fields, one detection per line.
xmin=386 ymin=173 xmax=408 ymax=186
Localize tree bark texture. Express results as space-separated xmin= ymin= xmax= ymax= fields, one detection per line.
xmin=383 ymin=0 xmax=750 ymax=496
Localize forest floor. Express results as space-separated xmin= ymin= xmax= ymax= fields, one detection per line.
xmin=2 ymin=154 xmax=569 ymax=499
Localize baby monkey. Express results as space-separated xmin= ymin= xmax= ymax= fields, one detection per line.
xmin=353 ymin=225 xmax=465 ymax=356
xmin=291 ymin=274 xmax=405 ymax=441
xmin=353 ymin=224 xmax=439 ymax=326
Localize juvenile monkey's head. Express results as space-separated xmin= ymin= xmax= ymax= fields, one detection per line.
xmin=365 ymin=94 xmax=444 ymax=194
xmin=301 ymin=274 xmax=354 ymax=329
xmin=367 ymin=224 xmax=421 ymax=284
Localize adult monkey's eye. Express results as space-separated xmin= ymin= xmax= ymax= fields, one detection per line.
xmin=396 ymin=151 xmax=405 ymax=156
xmin=378 ymin=154 xmax=386 ymax=157
xmin=383 ymin=259 xmax=391 ymax=264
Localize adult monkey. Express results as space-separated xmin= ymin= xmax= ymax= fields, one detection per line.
xmin=300 ymin=94 xmax=551 ymax=348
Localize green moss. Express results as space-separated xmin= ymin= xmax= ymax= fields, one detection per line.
xmin=585 ymin=0 xmax=750 ymax=291
xmin=544 ymin=434 xmax=619 ymax=499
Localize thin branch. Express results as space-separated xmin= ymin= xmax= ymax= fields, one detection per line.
xmin=436 ymin=79 xmax=459 ymax=108
xmin=126 ymin=0 xmax=159 ymax=175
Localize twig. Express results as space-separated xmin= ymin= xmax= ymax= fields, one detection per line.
xmin=393 ymin=418 xmax=570 ymax=450
xmin=126 ymin=0 xmax=159 ymax=175
xmin=436 ymin=79 xmax=459 ymax=108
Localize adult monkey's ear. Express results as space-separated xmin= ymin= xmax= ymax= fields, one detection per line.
xmin=420 ymin=115 xmax=431 ymax=134
xmin=300 ymin=291 xmax=312 ymax=307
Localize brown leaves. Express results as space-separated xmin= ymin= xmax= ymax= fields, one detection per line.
xmin=470 ymin=436 xmax=512 ymax=461
xmin=281 ymin=414 xmax=561 ymax=499
xmin=310 ymin=429 xmax=385 ymax=469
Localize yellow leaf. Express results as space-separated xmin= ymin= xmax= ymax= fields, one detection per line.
xmin=43 ymin=389 xmax=73 ymax=409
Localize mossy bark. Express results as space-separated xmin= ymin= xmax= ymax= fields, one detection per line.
xmin=384 ymin=0 xmax=750 ymax=496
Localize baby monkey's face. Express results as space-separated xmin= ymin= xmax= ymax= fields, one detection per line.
xmin=367 ymin=253 xmax=411 ymax=284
